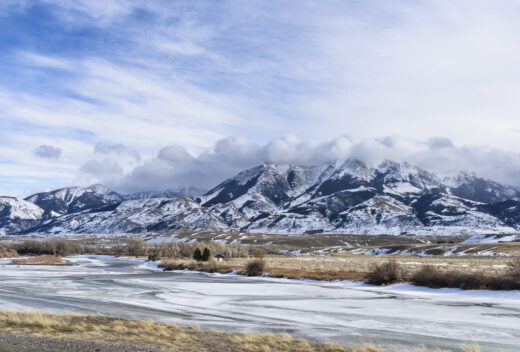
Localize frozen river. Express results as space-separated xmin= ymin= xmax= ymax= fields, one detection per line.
xmin=1 ymin=256 xmax=520 ymax=351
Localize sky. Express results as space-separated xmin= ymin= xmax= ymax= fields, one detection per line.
xmin=1 ymin=0 xmax=520 ymax=196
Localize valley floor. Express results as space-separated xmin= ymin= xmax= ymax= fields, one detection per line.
xmin=0 ymin=255 xmax=519 ymax=351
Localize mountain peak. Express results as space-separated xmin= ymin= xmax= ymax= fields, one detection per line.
xmin=377 ymin=160 xmax=401 ymax=173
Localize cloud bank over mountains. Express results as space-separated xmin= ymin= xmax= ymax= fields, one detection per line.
xmin=76 ymin=134 xmax=520 ymax=193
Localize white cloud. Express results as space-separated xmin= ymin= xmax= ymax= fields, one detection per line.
xmin=158 ymin=145 xmax=193 ymax=163
xmin=94 ymin=142 xmax=141 ymax=161
xmin=79 ymin=159 xmax=123 ymax=177
xmin=76 ymin=135 xmax=520 ymax=193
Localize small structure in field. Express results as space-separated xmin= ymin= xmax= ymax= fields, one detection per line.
xmin=211 ymin=252 xmax=226 ymax=262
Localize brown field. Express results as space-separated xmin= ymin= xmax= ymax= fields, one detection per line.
xmin=229 ymin=251 xmax=516 ymax=278
xmin=147 ymin=231 xmax=464 ymax=251
xmin=0 ymin=310 xmax=480 ymax=352
xmin=10 ymin=256 xmax=69 ymax=265
xmin=160 ymin=249 xmax=518 ymax=282
xmin=2 ymin=233 xmax=519 ymax=282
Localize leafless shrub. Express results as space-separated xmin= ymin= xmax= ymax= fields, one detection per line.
xmin=158 ymin=259 xmax=217 ymax=273
xmin=246 ymin=259 xmax=265 ymax=276
xmin=366 ymin=260 xmax=402 ymax=285
xmin=424 ymin=248 xmax=446 ymax=256
xmin=9 ymin=236 xmax=254 ymax=260
xmin=411 ymin=265 xmax=520 ymax=290
xmin=14 ymin=239 xmax=83 ymax=256
xmin=126 ymin=238 xmax=147 ymax=257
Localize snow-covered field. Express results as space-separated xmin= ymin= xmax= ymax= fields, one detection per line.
xmin=1 ymin=256 xmax=520 ymax=351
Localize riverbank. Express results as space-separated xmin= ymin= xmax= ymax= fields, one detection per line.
xmin=157 ymin=258 xmax=366 ymax=281
xmin=0 ymin=310 xmax=398 ymax=352
xmin=157 ymin=255 xmax=520 ymax=291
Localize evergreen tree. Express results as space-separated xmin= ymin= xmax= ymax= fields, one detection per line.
xmin=202 ymin=247 xmax=211 ymax=261
xmin=193 ymin=247 xmax=202 ymax=261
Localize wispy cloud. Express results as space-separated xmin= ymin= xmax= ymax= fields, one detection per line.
xmin=1 ymin=0 xmax=520 ymax=195
xmin=20 ymin=52 xmax=73 ymax=71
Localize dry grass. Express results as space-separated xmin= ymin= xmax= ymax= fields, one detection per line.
xmin=160 ymin=254 xmax=520 ymax=291
xmin=157 ymin=258 xmax=366 ymax=281
xmin=158 ymin=254 xmax=520 ymax=290
xmin=0 ymin=310 xmax=473 ymax=352
xmin=0 ymin=247 xmax=18 ymax=258
xmin=227 ymin=253 xmax=519 ymax=279
xmin=10 ymin=256 xmax=68 ymax=265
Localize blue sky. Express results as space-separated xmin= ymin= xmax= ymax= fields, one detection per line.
xmin=1 ymin=0 xmax=520 ymax=195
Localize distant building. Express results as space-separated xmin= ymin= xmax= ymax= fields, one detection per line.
xmin=211 ymin=252 xmax=226 ymax=262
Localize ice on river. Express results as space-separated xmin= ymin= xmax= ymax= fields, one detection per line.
xmin=1 ymin=255 xmax=520 ymax=351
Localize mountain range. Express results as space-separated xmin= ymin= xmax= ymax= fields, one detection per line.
xmin=1 ymin=159 xmax=520 ymax=236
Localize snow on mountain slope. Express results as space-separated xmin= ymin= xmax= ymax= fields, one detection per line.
xmin=0 ymin=197 xmax=44 ymax=235
xmin=124 ymin=186 xmax=206 ymax=200
xmin=464 ymin=233 xmax=520 ymax=243
xmin=334 ymin=196 xmax=422 ymax=235
xmin=32 ymin=197 xmax=228 ymax=235
xmin=443 ymin=172 xmax=520 ymax=203
xmin=0 ymin=197 xmax=43 ymax=220
xmin=25 ymin=184 xmax=124 ymax=216
xmin=2 ymin=159 xmax=520 ymax=236
xmin=202 ymin=162 xmax=342 ymax=208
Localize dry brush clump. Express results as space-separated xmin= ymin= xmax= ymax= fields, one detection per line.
xmin=158 ymin=259 xmax=219 ymax=273
xmin=365 ymin=260 xmax=403 ymax=285
xmin=0 ymin=246 xmax=18 ymax=258
xmin=246 ymin=259 xmax=265 ymax=276
xmin=411 ymin=264 xmax=520 ymax=290
xmin=14 ymin=239 xmax=84 ymax=256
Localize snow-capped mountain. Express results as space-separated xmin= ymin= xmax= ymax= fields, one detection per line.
xmin=24 ymin=184 xmax=124 ymax=217
xmin=443 ymin=171 xmax=520 ymax=203
xmin=2 ymin=159 xmax=520 ymax=236
xmin=0 ymin=197 xmax=45 ymax=235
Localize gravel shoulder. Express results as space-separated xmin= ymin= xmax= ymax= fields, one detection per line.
xmin=0 ymin=331 xmax=161 ymax=352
